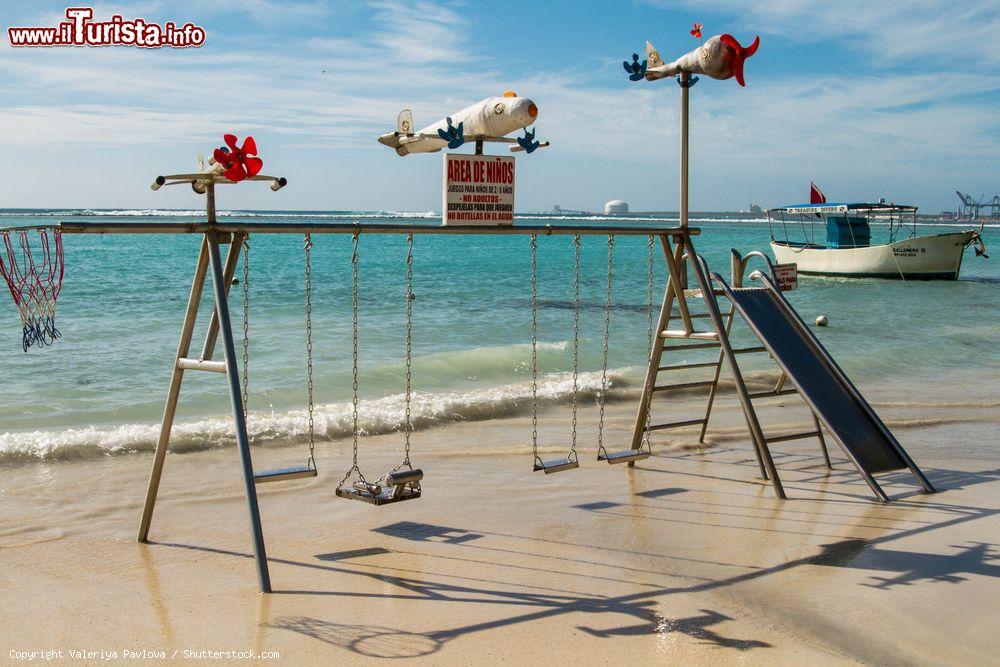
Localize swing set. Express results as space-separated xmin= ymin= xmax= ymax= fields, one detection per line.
xmin=0 ymin=174 xmax=936 ymax=594
xmin=0 ymin=34 xmax=938 ymax=592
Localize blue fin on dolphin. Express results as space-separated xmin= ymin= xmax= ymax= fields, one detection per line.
xmin=517 ymin=128 xmax=540 ymax=154
xmin=437 ymin=117 xmax=465 ymax=149
xmin=623 ymin=53 xmax=647 ymax=81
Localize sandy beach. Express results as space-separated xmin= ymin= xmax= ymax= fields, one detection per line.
xmin=3 ymin=375 xmax=998 ymax=665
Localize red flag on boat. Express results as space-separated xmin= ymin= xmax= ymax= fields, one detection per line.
xmin=810 ymin=181 xmax=827 ymax=204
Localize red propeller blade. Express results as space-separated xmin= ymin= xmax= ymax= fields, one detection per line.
xmin=244 ymin=156 xmax=263 ymax=178
xmin=224 ymin=162 xmax=247 ymax=182
xmin=213 ymin=147 xmax=233 ymax=166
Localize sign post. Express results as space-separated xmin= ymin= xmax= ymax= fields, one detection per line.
xmin=442 ymin=154 xmax=515 ymax=226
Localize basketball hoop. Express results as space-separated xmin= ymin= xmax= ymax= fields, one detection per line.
xmin=0 ymin=228 xmax=65 ymax=351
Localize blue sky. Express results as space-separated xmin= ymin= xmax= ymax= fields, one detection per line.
xmin=1 ymin=0 xmax=997 ymax=212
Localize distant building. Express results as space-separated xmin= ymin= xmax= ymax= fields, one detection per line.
xmin=749 ymin=203 xmax=762 ymax=213
xmin=604 ymin=200 xmax=628 ymax=214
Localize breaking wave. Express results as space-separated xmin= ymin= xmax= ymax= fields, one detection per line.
xmin=0 ymin=368 xmax=629 ymax=464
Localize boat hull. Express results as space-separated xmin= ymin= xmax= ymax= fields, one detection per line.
xmin=770 ymin=231 xmax=977 ymax=280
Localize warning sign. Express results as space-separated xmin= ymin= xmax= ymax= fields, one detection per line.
xmin=773 ymin=263 xmax=798 ymax=291
xmin=442 ymin=154 xmax=515 ymax=225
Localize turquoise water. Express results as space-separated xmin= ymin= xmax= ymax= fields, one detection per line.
xmin=0 ymin=209 xmax=996 ymax=462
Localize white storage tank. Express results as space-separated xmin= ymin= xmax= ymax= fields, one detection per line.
xmin=604 ymin=200 xmax=628 ymax=214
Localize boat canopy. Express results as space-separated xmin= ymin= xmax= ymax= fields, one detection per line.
xmin=768 ymin=202 xmax=918 ymax=215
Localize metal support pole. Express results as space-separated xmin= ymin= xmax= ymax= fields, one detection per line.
xmin=137 ymin=238 xmax=210 ymax=542
xmin=206 ymin=231 xmax=272 ymax=592
xmin=201 ymin=233 xmax=245 ymax=361
xmin=679 ymin=72 xmax=690 ymax=229
xmin=812 ymin=412 xmax=833 ymax=470
xmin=686 ymin=242 xmax=786 ymax=499
xmin=205 ymin=182 xmax=217 ymax=224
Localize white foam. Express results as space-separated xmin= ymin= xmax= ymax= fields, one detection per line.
xmin=0 ymin=369 xmax=625 ymax=464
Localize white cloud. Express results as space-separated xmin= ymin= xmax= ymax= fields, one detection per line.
xmin=649 ymin=0 xmax=1000 ymax=66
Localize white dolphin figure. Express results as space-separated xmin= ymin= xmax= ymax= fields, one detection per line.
xmin=378 ymin=92 xmax=548 ymax=156
xmin=644 ymin=34 xmax=760 ymax=86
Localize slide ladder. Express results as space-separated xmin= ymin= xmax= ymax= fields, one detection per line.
xmin=628 ymin=241 xmax=934 ymax=502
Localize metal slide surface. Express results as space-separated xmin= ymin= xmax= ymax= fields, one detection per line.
xmin=726 ymin=288 xmax=907 ymax=474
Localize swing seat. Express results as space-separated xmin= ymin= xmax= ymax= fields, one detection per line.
xmin=598 ymin=448 xmax=651 ymax=465
xmin=253 ymin=465 xmax=318 ymax=484
xmin=533 ymin=455 xmax=580 ymax=474
xmin=336 ymin=469 xmax=423 ymax=505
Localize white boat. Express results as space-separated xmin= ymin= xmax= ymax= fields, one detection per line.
xmin=768 ymin=202 xmax=987 ymax=280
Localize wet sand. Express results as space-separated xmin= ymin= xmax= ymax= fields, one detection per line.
xmin=1 ymin=384 xmax=999 ymax=665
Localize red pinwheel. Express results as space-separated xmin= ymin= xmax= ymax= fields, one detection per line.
xmin=690 ymin=22 xmax=703 ymax=39
xmin=720 ymin=34 xmax=760 ymax=86
xmin=213 ymin=134 xmax=263 ymax=183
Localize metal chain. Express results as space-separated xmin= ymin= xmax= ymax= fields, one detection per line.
xmin=402 ymin=233 xmax=414 ymax=467
xmin=529 ymin=234 xmax=539 ymax=460
xmin=241 ymin=234 xmax=250 ymax=426
xmin=304 ymin=233 xmax=315 ymax=468
xmin=597 ymin=234 xmax=613 ymax=454
xmin=644 ymin=235 xmax=654 ymax=449
xmin=570 ymin=234 xmax=581 ymax=456
xmin=351 ymin=231 xmax=360 ymax=468
xmin=338 ymin=230 xmax=366 ymax=490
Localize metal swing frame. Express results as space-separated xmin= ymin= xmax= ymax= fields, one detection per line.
xmin=13 ymin=212 xmax=698 ymax=592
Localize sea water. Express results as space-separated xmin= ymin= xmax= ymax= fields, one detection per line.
xmin=0 ymin=209 xmax=995 ymax=463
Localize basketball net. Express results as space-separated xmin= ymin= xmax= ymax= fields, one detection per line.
xmin=0 ymin=228 xmax=64 ymax=351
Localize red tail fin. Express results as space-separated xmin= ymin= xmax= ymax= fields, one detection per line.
xmin=810 ymin=181 xmax=827 ymax=204
xmin=720 ymin=34 xmax=760 ymax=86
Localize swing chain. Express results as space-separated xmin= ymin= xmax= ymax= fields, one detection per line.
xmin=570 ymin=234 xmax=581 ymax=456
xmin=338 ymin=231 xmax=367 ymax=491
xmin=241 ymin=234 xmax=250 ymax=426
xmin=529 ymin=234 xmax=539 ymax=461
xmin=304 ymin=233 xmax=316 ymax=469
xmin=643 ymin=235 xmax=654 ymax=449
xmin=397 ymin=233 xmax=415 ymax=471
xmin=597 ymin=234 xmax=614 ymax=455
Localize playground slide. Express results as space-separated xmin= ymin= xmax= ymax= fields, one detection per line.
xmin=723 ymin=284 xmax=911 ymax=475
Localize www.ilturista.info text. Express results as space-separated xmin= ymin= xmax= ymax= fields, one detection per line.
xmin=7 ymin=8 xmax=206 ymax=48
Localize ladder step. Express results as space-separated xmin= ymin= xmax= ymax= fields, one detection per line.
xmin=733 ymin=346 xmax=768 ymax=355
xmin=658 ymin=360 xmax=720 ymax=372
xmin=683 ymin=288 xmax=726 ymax=297
xmin=662 ymin=341 xmax=720 ymax=352
xmin=253 ymin=465 xmax=318 ymax=484
xmin=661 ymin=330 xmax=719 ymax=340
xmin=765 ymin=430 xmax=821 ymax=444
xmin=598 ymin=449 xmax=651 ymax=464
xmin=670 ymin=311 xmax=712 ymax=319
xmin=177 ymin=357 xmax=227 ymax=373
xmin=646 ymin=418 xmax=706 ymax=432
xmin=653 ymin=380 xmax=715 ymax=393
xmin=748 ymin=388 xmax=799 ymax=399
